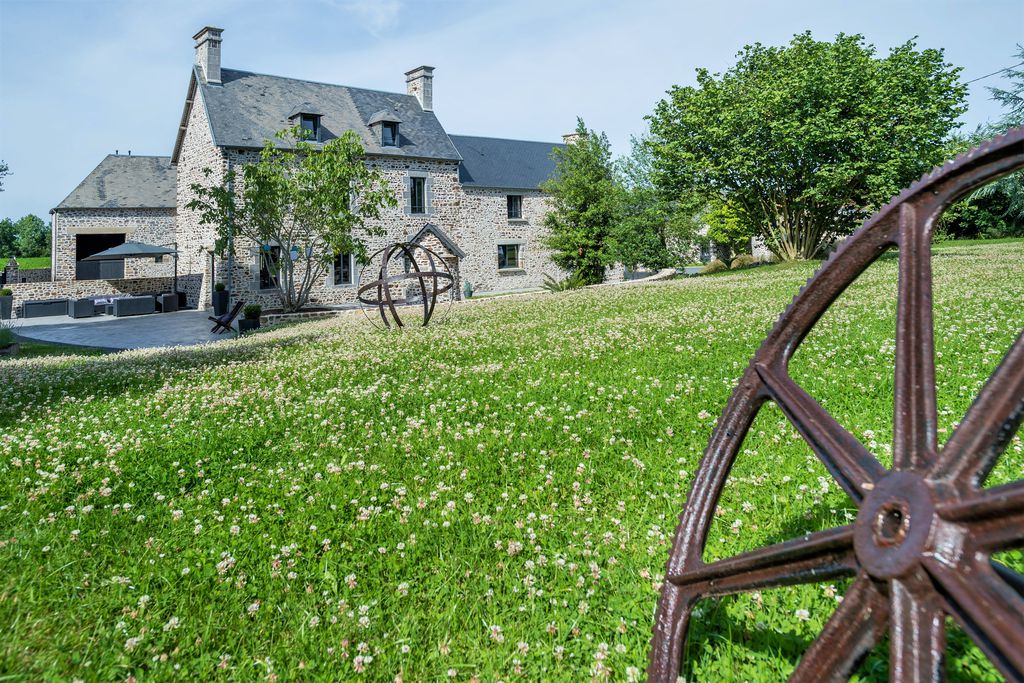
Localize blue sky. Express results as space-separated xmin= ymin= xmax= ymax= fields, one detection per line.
xmin=1 ymin=0 xmax=1021 ymax=221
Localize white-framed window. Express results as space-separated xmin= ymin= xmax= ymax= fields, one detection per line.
xmin=331 ymin=252 xmax=356 ymax=287
xmin=497 ymin=241 xmax=524 ymax=270
xmin=507 ymin=194 xmax=523 ymax=219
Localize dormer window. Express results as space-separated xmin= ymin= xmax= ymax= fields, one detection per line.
xmin=287 ymin=102 xmax=325 ymax=142
xmin=382 ymin=122 xmax=399 ymax=147
xmin=368 ymin=110 xmax=402 ymax=148
xmin=300 ymin=114 xmax=319 ymax=141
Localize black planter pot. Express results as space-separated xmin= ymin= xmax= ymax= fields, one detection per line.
xmin=238 ymin=318 xmax=261 ymax=334
xmin=0 ymin=295 xmax=11 ymax=320
xmin=212 ymin=290 xmax=229 ymax=316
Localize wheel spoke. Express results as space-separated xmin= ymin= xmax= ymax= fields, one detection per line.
xmin=925 ymin=557 xmax=1024 ymax=681
xmin=931 ymin=329 xmax=1024 ymax=490
xmin=894 ymin=203 xmax=938 ymax=471
xmin=937 ymin=480 xmax=1024 ymax=551
xmin=756 ymin=363 xmax=886 ymax=502
xmin=788 ymin=573 xmax=889 ymax=683
xmin=668 ymin=525 xmax=856 ymax=598
xmin=890 ymin=576 xmax=946 ymax=683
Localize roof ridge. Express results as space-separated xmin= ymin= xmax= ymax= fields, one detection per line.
xmin=104 ymin=154 xmax=172 ymax=160
xmin=220 ymin=67 xmax=416 ymax=100
xmin=450 ymin=133 xmax=564 ymax=146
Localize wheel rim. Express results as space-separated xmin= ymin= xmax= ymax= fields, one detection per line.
xmin=648 ymin=127 xmax=1024 ymax=683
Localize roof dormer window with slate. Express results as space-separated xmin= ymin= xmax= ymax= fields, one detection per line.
xmin=368 ymin=111 xmax=402 ymax=148
xmin=287 ymin=103 xmax=324 ymax=142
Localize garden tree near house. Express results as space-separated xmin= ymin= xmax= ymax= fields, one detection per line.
xmin=648 ymin=32 xmax=967 ymax=261
xmin=14 ymin=214 xmax=50 ymax=257
xmin=188 ymin=126 xmax=396 ymax=312
xmin=610 ymin=136 xmax=674 ymax=270
xmin=541 ymin=118 xmax=619 ymax=284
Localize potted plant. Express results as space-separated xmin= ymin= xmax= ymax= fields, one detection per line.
xmin=212 ymin=282 xmax=229 ymax=316
xmin=462 ymin=280 xmax=473 ymax=300
xmin=238 ymin=304 xmax=262 ymax=334
xmin=0 ymin=321 xmax=18 ymax=357
xmin=0 ymin=287 xmax=12 ymax=321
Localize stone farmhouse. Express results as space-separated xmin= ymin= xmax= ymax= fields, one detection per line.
xmin=42 ymin=26 xmax=613 ymax=315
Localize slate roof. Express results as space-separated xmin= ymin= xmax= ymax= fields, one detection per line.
xmin=193 ymin=67 xmax=462 ymax=161
xmin=449 ymin=135 xmax=564 ymax=190
xmin=55 ymin=155 xmax=176 ymax=210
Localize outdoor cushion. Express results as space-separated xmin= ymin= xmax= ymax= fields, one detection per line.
xmin=112 ymin=295 xmax=155 ymax=317
xmin=22 ymin=299 xmax=67 ymax=318
xmin=67 ymin=298 xmax=96 ymax=319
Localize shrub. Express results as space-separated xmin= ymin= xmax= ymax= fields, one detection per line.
xmin=730 ymin=254 xmax=757 ymax=270
xmin=701 ymin=259 xmax=728 ymax=274
xmin=214 ymin=282 xmax=226 ymax=292
xmin=243 ymin=304 xmax=262 ymax=320
xmin=0 ymin=322 xmax=15 ymax=347
xmin=542 ymin=273 xmax=587 ymax=292
xmin=0 ymin=288 xmax=12 ymax=296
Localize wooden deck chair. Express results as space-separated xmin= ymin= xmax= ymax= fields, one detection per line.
xmin=209 ymin=300 xmax=245 ymax=334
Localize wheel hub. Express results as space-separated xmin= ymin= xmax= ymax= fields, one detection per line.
xmin=853 ymin=471 xmax=937 ymax=579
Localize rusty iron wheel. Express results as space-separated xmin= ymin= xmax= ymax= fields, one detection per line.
xmin=649 ymin=127 xmax=1024 ymax=683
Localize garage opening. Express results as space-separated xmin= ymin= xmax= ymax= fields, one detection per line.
xmin=76 ymin=233 xmax=126 ymax=280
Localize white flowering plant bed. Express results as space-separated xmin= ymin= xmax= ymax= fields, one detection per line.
xmin=0 ymin=239 xmax=1021 ymax=681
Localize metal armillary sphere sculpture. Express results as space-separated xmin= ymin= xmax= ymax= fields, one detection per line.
xmin=649 ymin=128 xmax=1024 ymax=682
xmin=356 ymin=242 xmax=455 ymax=329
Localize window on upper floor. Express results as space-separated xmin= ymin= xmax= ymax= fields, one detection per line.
xmin=333 ymin=252 xmax=355 ymax=286
xmin=382 ymin=122 xmax=399 ymax=147
xmin=498 ymin=242 xmax=523 ymax=270
xmin=300 ymin=114 xmax=320 ymax=141
xmin=507 ymin=195 xmax=523 ymax=220
xmin=410 ymin=176 xmax=426 ymax=214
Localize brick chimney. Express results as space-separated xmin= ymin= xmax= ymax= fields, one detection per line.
xmin=193 ymin=26 xmax=223 ymax=85
xmin=562 ymin=132 xmax=584 ymax=145
xmin=405 ymin=66 xmax=434 ymax=112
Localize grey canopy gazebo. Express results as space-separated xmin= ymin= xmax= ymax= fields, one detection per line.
xmin=82 ymin=241 xmax=180 ymax=293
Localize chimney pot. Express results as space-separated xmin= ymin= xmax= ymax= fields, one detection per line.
xmin=193 ymin=26 xmax=224 ymax=85
xmin=405 ymin=65 xmax=434 ymax=112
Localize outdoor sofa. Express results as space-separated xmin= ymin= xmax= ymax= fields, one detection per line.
xmin=22 ymin=298 xmax=68 ymax=318
xmin=112 ymin=295 xmax=156 ymax=317
xmin=67 ymin=298 xmax=96 ymax=319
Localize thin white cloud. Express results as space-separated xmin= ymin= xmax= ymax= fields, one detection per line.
xmin=334 ymin=0 xmax=403 ymax=36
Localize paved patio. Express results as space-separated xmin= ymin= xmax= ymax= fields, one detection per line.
xmin=13 ymin=310 xmax=227 ymax=351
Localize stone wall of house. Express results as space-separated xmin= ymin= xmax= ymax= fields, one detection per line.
xmin=209 ymin=154 xmax=469 ymax=311
xmin=175 ymin=92 xmax=228 ymax=309
xmin=51 ymin=208 xmax=177 ymax=281
xmin=3 ymin=275 xmax=202 ymax=319
xmin=455 ymin=187 xmax=569 ymax=294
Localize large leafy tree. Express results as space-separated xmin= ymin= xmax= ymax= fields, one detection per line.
xmin=0 ymin=219 xmax=16 ymax=260
xmin=188 ymin=127 xmax=396 ymax=312
xmin=648 ymin=32 xmax=967 ymax=260
xmin=610 ymin=136 xmax=675 ymax=270
xmin=541 ymin=118 xmax=620 ymax=284
xmin=14 ymin=214 xmax=50 ymax=257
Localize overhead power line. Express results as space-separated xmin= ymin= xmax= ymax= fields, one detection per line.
xmin=965 ymin=61 xmax=1024 ymax=85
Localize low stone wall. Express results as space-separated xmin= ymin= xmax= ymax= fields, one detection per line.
xmin=5 ymin=274 xmax=203 ymax=319
xmin=3 ymin=267 xmax=52 ymax=284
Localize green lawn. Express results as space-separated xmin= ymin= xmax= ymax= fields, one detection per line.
xmin=1 ymin=256 xmax=51 ymax=270
xmin=1 ymin=240 xmax=1021 ymax=681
